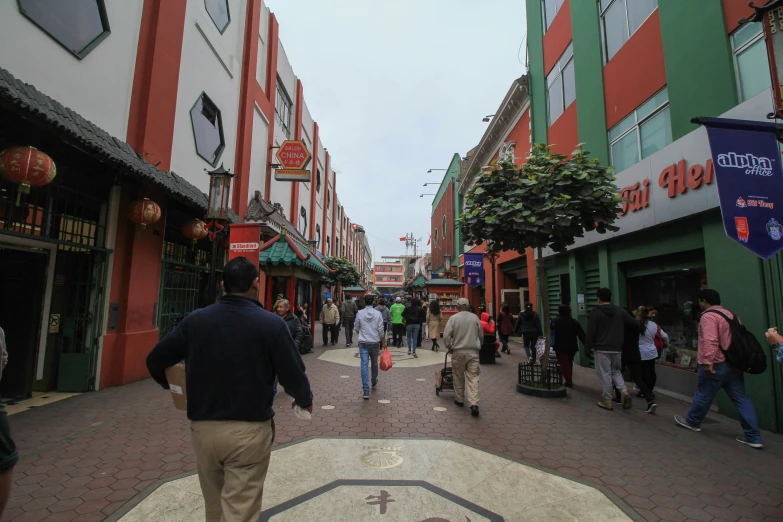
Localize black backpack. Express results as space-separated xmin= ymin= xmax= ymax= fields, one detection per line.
xmin=704 ymin=310 xmax=767 ymax=374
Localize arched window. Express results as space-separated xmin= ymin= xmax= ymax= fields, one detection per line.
xmin=442 ymin=216 xmax=447 ymax=240
xmin=434 ymin=229 xmax=439 ymax=247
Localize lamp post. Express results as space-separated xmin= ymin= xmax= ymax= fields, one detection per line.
xmin=742 ymin=1 xmax=783 ymax=120
xmin=484 ymin=245 xmax=500 ymax=317
xmin=205 ymin=164 xmax=234 ymax=303
xmin=443 ymin=253 xmax=452 ymax=278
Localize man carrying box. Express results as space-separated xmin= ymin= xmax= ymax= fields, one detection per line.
xmin=146 ymin=257 xmax=313 ymax=522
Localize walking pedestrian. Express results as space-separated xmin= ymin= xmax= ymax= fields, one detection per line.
xmin=515 ymin=302 xmax=542 ymax=363
xmin=551 ymin=305 xmax=585 ymax=388
xmin=427 ymin=299 xmax=442 ymax=351
xmin=674 ymin=289 xmax=763 ymax=449
xmin=444 ymin=298 xmax=483 ymax=417
xmin=340 ymin=295 xmax=358 ymax=347
xmin=403 ymin=298 xmax=425 ymax=357
xmin=636 ymin=306 xmax=666 ymax=406
xmin=585 ymin=287 xmax=638 ymax=411
xmin=375 ymin=298 xmax=392 ymax=336
xmin=390 ymin=297 xmax=406 ymax=347
xmin=272 ymin=299 xmax=304 ymax=396
xmin=497 ymin=304 xmax=515 ymax=354
xmin=354 ymin=295 xmax=385 ymax=400
xmin=0 ymin=327 xmax=18 ymax=520
xmin=419 ymin=302 xmax=428 ymax=347
xmin=319 ymin=298 xmax=340 ymax=346
xmin=612 ymin=308 xmax=657 ymax=413
xmin=146 ymin=257 xmax=313 ymax=522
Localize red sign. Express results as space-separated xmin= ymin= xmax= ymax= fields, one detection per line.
xmin=735 ymin=217 xmax=750 ymax=243
xmin=276 ymin=141 xmax=311 ymax=170
xmin=658 ymin=159 xmax=714 ymax=198
xmin=228 ymin=223 xmax=261 ymax=267
xmin=618 ymin=179 xmax=650 ymax=216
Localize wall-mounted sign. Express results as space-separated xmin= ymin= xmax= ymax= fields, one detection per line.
xmin=275 ymin=140 xmax=311 ymax=182
xmin=48 ymin=314 xmax=60 ymax=334
xmin=228 ymin=223 xmax=262 ymax=266
xmin=463 ymin=253 xmax=484 ymax=288
xmin=230 ymin=242 xmax=260 ymax=252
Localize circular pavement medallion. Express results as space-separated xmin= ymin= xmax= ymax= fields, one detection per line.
xmin=115 ymin=438 xmax=634 ymax=522
xmin=378 ymin=399 xmax=391 ymax=404
xmin=433 ymin=407 xmax=447 ymax=412
xmin=321 ymin=405 xmax=335 ymax=410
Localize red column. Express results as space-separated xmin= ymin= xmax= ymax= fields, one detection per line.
xmin=289 ymin=80 xmax=304 ymax=224
xmin=321 ymin=153 xmax=330 ymax=252
xmin=263 ymin=14 xmax=280 ymax=202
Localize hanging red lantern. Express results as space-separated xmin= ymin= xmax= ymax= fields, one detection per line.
xmin=0 ymin=146 xmax=57 ymax=205
xmin=182 ymin=218 xmax=208 ymax=245
xmin=128 ymin=198 xmax=161 ymax=230
xmin=220 ymin=235 xmax=230 ymax=250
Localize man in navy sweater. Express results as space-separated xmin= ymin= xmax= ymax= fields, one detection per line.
xmin=146 ymin=257 xmax=313 ymax=522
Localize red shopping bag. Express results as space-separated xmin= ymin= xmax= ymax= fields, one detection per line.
xmin=380 ymin=346 xmax=393 ymax=371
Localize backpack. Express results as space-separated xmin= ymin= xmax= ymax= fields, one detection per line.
xmin=704 ymin=310 xmax=767 ymax=374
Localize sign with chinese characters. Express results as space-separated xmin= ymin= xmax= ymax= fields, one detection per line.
xmin=463 ymin=253 xmax=484 ymax=288
xmin=275 ymin=140 xmax=312 ymax=182
xmin=703 ymin=117 xmax=783 ymax=259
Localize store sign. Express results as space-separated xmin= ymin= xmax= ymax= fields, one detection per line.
xmin=228 ymin=223 xmax=262 ymax=266
xmin=618 ymin=180 xmax=650 ymax=216
xmin=463 ymin=253 xmax=484 ymax=288
xmin=658 ymin=159 xmax=714 ymax=198
xmin=703 ymin=117 xmax=783 ymax=259
xmin=275 ymin=141 xmax=311 ymax=182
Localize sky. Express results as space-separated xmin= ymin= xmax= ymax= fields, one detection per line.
xmin=265 ymin=0 xmax=528 ymax=260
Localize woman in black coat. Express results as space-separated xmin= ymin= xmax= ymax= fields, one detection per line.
xmin=551 ymin=305 xmax=585 ymax=387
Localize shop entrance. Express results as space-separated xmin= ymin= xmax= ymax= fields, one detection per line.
xmin=0 ymin=247 xmax=48 ymax=399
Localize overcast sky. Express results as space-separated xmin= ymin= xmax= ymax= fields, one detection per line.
xmin=265 ymin=0 xmax=527 ymax=260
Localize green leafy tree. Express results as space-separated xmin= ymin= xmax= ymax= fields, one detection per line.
xmin=322 ymin=256 xmax=362 ymax=289
xmin=459 ymin=144 xmax=622 ymax=371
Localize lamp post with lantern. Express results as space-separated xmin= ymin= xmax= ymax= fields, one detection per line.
xmin=442 ymin=253 xmax=452 ymax=278
xmin=484 ymin=244 xmax=500 ymax=317
xmin=204 ymin=164 xmax=234 ymax=303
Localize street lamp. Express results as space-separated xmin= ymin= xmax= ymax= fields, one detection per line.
xmin=482 ymin=114 xmax=495 ymax=122
xmin=205 ymin=164 xmax=234 ymax=303
xmin=443 ymin=253 xmax=452 ymax=278
xmin=741 ymin=1 xmax=783 ymax=119
xmin=427 ymin=169 xmax=447 ymax=173
xmin=420 ymin=193 xmax=436 ymax=198
xmin=484 ymin=244 xmax=500 ymax=317
xmin=422 ymin=182 xmax=440 ymax=186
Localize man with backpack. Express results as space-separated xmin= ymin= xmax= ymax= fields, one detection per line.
xmin=674 ymin=288 xmax=764 ymax=449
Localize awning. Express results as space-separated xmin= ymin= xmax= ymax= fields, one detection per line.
xmin=257 ymin=228 xmax=331 ymax=281
xmin=405 ymin=273 xmax=429 ymax=288
xmin=425 ymin=278 xmax=464 ymax=287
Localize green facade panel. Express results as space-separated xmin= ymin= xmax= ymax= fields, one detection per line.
xmin=569 ymin=0 xmax=609 ymax=165
xmin=659 ymin=0 xmax=738 ymax=140
xmin=526 ymin=0 xmax=548 ymax=145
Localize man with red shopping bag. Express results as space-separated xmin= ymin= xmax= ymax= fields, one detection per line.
xmin=354 ymin=295 xmax=386 ymax=400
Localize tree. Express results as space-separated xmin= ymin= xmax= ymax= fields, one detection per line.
xmin=459 ymin=144 xmax=622 ymax=371
xmin=321 ymin=256 xmax=362 ymax=289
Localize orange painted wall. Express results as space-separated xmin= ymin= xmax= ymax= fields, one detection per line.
xmin=603 ymin=11 xmax=667 ymax=129
xmin=505 ymin=108 xmax=531 ymax=166
xmin=543 ymin=0 xmax=572 ymax=75
xmin=723 ymin=0 xmax=755 ymax=34
xmin=548 ymin=102 xmax=579 ymax=156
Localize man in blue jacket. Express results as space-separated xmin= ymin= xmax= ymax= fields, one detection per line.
xmin=146 ymin=257 xmax=313 ymax=522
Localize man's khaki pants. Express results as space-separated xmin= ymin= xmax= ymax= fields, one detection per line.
xmin=191 ymin=420 xmax=274 ymax=522
xmin=451 ymin=351 xmax=480 ymax=406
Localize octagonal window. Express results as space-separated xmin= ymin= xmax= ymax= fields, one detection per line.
xmin=205 ymin=0 xmax=230 ymax=33
xmin=190 ymin=93 xmax=225 ymax=166
xmin=18 ymin=0 xmax=111 ymax=59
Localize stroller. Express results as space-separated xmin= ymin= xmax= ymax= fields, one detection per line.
xmin=299 ymin=324 xmax=313 ymax=354
xmin=435 ymin=351 xmax=454 ymax=396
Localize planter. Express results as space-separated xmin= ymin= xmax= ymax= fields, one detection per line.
xmin=516 ymin=361 xmax=567 ymax=398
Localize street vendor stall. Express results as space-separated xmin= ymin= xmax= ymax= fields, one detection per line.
xmin=425 ymin=278 xmax=465 ymax=333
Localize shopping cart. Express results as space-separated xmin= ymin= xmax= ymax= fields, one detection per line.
xmin=435 ymin=351 xmax=453 ymax=396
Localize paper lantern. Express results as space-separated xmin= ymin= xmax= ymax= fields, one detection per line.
xmin=128 ymin=198 xmax=161 ymax=230
xmin=182 ymin=218 xmax=208 ymax=244
xmin=0 ymin=146 xmax=57 ymax=205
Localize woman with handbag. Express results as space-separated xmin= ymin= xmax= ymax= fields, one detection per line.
xmin=497 ymin=304 xmax=515 ymax=354
xmin=427 ymin=300 xmax=442 ymax=351
xmin=636 ymin=306 xmax=668 ymax=407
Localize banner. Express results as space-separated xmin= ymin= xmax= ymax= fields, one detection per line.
xmin=703 ymin=117 xmax=783 ymax=260
xmin=228 ymin=223 xmax=261 ymax=266
xmin=463 ymin=253 xmax=484 ymax=288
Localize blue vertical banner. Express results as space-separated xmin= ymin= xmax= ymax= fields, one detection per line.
xmin=703 ymin=117 xmax=783 ymax=260
xmin=463 ymin=253 xmax=484 ymax=288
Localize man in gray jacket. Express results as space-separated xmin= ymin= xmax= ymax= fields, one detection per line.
xmin=0 ymin=327 xmax=17 ymax=519
xmin=340 ymin=295 xmax=358 ymax=347
xmin=443 ymin=298 xmax=483 ymax=416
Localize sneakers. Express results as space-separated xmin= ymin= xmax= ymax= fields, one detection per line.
xmin=611 ymin=396 xmax=623 ymax=405
xmin=413 ymin=353 xmax=418 ymax=358
xmin=363 ymin=393 xmax=369 ymax=400
xmin=454 ymin=400 xmax=464 ymax=407
xmin=346 ymin=342 xmax=352 ymax=347
xmin=408 ymin=350 xmax=411 ymax=355
xmin=736 ymin=436 xmax=763 ymax=449
xmin=597 ymin=401 xmax=614 ymax=411
xmin=645 ymin=402 xmax=657 ymax=414
xmin=470 ymin=405 xmax=479 ymax=417
xmin=621 ymin=391 xmax=633 ymax=410
xmin=674 ymin=414 xmax=701 ymax=432
xmin=372 ymin=379 xmax=377 ymax=389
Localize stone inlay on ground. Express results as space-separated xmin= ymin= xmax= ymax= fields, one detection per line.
xmin=115 ymin=438 xmax=632 ymax=521
xmin=320 ymin=345 xmax=447 ymax=368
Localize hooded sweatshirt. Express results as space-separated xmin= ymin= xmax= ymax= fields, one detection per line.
xmin=375 ymin=304 xmax=392 ymax=324
xmin=480 ymin=312 xmax=495 ymax=335
xmin=585 ymin=303 xmax=638 ymax=353
xmin=515 ymin=308 xmax=542 ymax=336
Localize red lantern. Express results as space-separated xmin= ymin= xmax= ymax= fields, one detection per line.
xmin=128 ymin=198 xmax=161 ymax=230
xmin=220 ymin=235 xmax=230 ymax=250
xmin=0 ymin=146 xmax=57 ymax=205
xmin=182 ymin=218 xmax=208 ymax=244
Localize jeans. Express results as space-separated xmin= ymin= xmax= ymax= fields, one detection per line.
xmin=686 ymin=362 xmax=761 ymax=443
xmin=272 ymin=376 xmax=278 ymax=396
xmin=359 ymin=343 xmax=380 ymax=394
xmin=595 ymin=351 xmax=626 ymax=401
xmin=556 ymin=352 xmax=574 ymax=386
xmin=522 ymin=334 xmax=537 ymax=360
xmin=392 ymin=323 xmax=405 ymax=346
xmin=641 ymin=359 xmax=657 ymax=392
xmin=406 ymin=324 xmax=421 ymax=352
xmin=344 ymin=318 xmax=355 ymax=344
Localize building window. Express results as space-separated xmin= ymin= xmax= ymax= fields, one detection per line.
xmin=434 ymin=229 xmax=439 ymax=248
xmin=609 ymin=87 xmax=671 ymax=173
xmin=19 ymin=0 xmax=111 ymax=59
xmin=546 ymin=43 xmax=575 ymax=125
xmin=327 ymin=190 xmax=331 ymax=209
xmin=315 ymin=224 xmax=321 ymax=245
xmin=442 ymin=216 xmax=447 ymax=240
xmin=275 ymin=78 xmax=292 ymax=138
xmin=190 ymin=92 xmax=225 ymax=166
xmin=601 ymin=0 xmax=657 ymax=62
xmin=732 ymin=22 xmax=771 ymax=102
xmin=299 ymin=206 xmax=307 ymax=237
xmin=316 ymin=169 xmax=322 ymax=193
xmin=498 ymin=142 xmax=515 ymax=163
xmin=204 ymin=0 xmax=230 ymax=33
xmin=542 ymin=0 xmax=565 ymax=31
xmin=326 ymin=235 xmax=331 ymax=256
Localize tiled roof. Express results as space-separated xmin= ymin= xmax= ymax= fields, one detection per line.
xmin=258 ymin=231 xmax=329 ymax=276
xmin=245 ymin=191 xmax=307 ymax=244
xmin=405 ymin=273 xmax=429 ymax=287
xmin=0 ymin=66 xmax=238 ymax=222
xmin=425 ymin=278 xmax=464 ymax=287
xmin=342 ymin=285 xmax=366 ymax=292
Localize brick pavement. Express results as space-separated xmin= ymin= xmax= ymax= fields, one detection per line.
xmin=3 ymin=330 xmax=782 ymax=522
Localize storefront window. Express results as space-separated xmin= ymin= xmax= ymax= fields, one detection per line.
xmin=627 ymin=267 xmax=707 ymax=372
